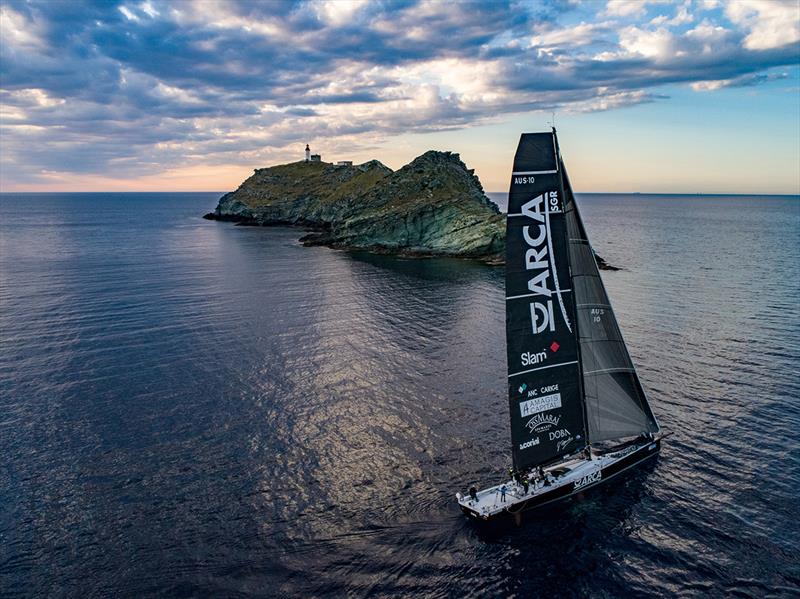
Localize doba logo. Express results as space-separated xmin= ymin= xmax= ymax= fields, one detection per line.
xmin=550 ymin=428 xmax=574 ymax=452
xmin=574 ymin=471 xmax=601 ymax=490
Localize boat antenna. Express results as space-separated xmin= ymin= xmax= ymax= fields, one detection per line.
xmin=547 ymin=111 xmax=557 ymax=132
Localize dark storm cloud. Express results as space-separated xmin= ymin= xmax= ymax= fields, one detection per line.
xmin=1 ymin=0 xmax=798 ymax=184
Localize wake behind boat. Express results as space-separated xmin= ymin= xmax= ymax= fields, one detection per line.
xmin=457 ymin=130 xmax=663 ymax=522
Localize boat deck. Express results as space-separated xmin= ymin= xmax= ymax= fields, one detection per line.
xmin=457 ymin=446 xmax=648 ymax=519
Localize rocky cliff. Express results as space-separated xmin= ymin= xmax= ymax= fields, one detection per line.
xmin=204 ymin=151 xmax=505 ymax=262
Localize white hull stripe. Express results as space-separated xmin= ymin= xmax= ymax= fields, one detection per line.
xmin=508 ymin=360 xmax=578 ymax=378
xmin=512 ymin=169 xmax=557 ymax=175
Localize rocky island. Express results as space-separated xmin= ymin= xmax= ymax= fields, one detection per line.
xmin=204 ymin=151 xmax=504 ymax=262
xmin=204 ymin=151 xmax=616 ymax=269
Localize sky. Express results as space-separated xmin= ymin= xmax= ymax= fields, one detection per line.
xmin=1 ymin=0 xmax=799 ymax=194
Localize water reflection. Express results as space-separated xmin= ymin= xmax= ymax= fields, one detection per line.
xmin=2 ymin=194 xmax=798 ymax=596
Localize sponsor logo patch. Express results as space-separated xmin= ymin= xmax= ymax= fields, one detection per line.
xmin=549 ymin=428 xmax=575 ymax=452
xmin=520 ymin=191 xmax=562 ymax=335
xmin=519 ymin=437 xmax=540 ymax=450
xmin=519 ymin=392 xmax=562 ymax=418
xmin=520 ymin=350 xmax=547 ymax=367
xmin=574 ymin=470 xmax=601 ymax=490
xmin=611 ymin=445 xmax=639 ymax=459
xmin=525 ymin=413 xmax=560 ymax=434
xmin=556 ymin=437 xmax=573 ymax=452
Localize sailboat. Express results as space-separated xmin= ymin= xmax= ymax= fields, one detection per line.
xmin=457 ymin=130 xmax=662 ymax=521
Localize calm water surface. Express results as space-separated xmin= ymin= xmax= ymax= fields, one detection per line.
xmin=1 ymin=192 xmax=798 ymax=597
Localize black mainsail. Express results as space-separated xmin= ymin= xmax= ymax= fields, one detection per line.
xmin=505 ymin=130 xmax=658 ymax=474
xmin=505 ymin=133 xmax=586 ymax=473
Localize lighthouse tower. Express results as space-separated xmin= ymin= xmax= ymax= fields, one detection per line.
xmin=305 ymin=144 xmax=310 ymax=162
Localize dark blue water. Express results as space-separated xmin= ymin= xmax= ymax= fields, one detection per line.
xmin=1 ymin=192 xmax=798 ymax=597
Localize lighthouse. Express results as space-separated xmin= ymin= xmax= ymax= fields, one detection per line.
xmin=305 ymin=144 xmax=310 ymax=162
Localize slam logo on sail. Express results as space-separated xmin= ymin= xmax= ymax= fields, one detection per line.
xmin=520 ymin=191 xmax=561 ymax=335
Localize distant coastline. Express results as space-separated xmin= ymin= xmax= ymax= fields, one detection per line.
xmin=2 ymin=191 xmax=796 ymax=199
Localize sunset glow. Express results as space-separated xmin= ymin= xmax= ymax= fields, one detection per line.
xmin=1 ymin=0 xmax=798 ymax=193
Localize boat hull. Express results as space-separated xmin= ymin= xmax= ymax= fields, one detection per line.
xmin=459 ymin=439 xmax=661 ymax=521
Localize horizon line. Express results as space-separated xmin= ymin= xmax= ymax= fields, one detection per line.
xmin=1 ymin=190 xmax=798 ymax=197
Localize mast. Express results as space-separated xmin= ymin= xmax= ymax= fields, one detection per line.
xmin=505 ymin=132 xmax=587 ymax=473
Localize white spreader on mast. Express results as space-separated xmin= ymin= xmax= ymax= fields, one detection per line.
xmin=457 ymin=130 xmax=663 ymax=521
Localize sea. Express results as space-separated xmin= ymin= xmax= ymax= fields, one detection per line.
xmin=1 ymin=191 xmax=798 ymax=598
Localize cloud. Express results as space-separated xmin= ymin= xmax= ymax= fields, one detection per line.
xmin=530 ymin=21 xmax=613 ymax=48
xmin=0 ymin=5 xmax=46 ymax=50
xmin=0 ymin=0 xmax=798 ymax=187
xmin=724 ymin=0 xmax=800 ymax=50
xmin=603 ymin=0 xmax=672 ymax=19
xmin=617 ymin=26 xmax=677 ymax=59
xmin=312 ymin=0 xmax=370 ymax=26
xmin=604 ymin=0 xmax=649 ymax=18
xmin=650 ymin=0 xmax=693 ymax=26
xmin=690 ymin=71 xmax=790 ymax=91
